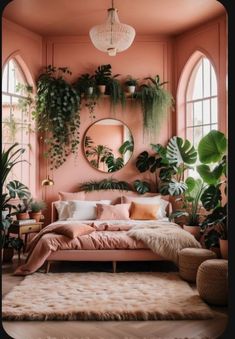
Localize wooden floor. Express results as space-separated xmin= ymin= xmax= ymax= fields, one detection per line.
xmin=2 ymin=255 xmax=228 ymax=339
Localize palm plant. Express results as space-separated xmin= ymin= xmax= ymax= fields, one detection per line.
xmin=85 ymin=144 xmax=113 ymax=169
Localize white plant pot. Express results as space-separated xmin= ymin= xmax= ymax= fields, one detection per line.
xmin=127 ymin=85 xmax=136 ymax=94
xmin=87 ymin=87 xmax=94 ymax=95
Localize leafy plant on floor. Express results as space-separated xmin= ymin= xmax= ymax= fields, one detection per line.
xmin=136 ymin=75 xmax=174 ymax=139
xmin=33 ymin=65 xmax=80 ymax=169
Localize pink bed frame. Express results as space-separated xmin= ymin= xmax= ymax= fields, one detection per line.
xmin=46 ymin=190 xmax=171 ymax=272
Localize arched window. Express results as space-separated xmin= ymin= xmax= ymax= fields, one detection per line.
xmin=186 ymin=56 xmax=218 ymax=147
xmin=2 ymin=58 xmax=34 ymax=190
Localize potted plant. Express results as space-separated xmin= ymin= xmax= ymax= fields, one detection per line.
xmin=94 ymin=64 xmax=112 ymax=94
xmin=197 ymin=130 xmax=227 ymax=257
xmin=13 ymin=198 xmax=32 ymax=220
xmin=1 ymin=143 xmax=29 ymax=260
xmin=125 ymin=75 xmax=138 ymax=94
xmin=29 ymin=199 xmax=46 ymax=222
xmin=73 ymin=73 xmax=97 ymax=97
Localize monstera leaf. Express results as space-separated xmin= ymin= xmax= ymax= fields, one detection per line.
xmin=197 ymin=163 xmax=224 ymax=185
xmin=198 ymin=130 xmax=227 ymax=164
xmin=118 ymin=140 xmax=134 ymax=155
xmin=166 ymin=136 xmax=197 ymax=166
xmin=159 ymin=179 xmax=187 ymax=196
xmin=133 ymin=180 xmax=151 ymax=195
xmin=201 ymin=185 xmax=222 ymax=211
xmin=185 ymin=177 xmax=204 ymax=199
xmin=6 ymin=180 xmax=31 ymax=199
xmin=136 ymin=151 xmax=156 ymax=173
xmin=105 ymin=156 xmax=124 ymax=172
xmin=150 ymin=143 xmax=169 ymax=165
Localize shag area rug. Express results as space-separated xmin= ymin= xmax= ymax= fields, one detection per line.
xmin=2 ymin=272 xmax=213 ymax=321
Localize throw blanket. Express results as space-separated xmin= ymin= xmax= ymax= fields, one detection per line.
xmin=127 ymin=220 xmax=201 ymax=264
xmin=13 ymin=220 xmax=201 ymax=275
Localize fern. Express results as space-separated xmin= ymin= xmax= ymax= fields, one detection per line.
xmin=79 ymin=178 xmax=131 ymax=192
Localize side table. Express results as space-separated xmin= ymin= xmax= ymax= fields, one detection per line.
xmin=8 ymin=222 xmax=43 ymax=261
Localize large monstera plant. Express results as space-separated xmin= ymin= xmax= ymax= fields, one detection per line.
xmin=136 ymin=136 xmax=197 ymax=196
xmin=197 ymin=130 xmax=227 ymax=248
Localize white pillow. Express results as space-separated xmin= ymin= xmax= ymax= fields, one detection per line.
xmin=122 ymin=196 xmax=169 ymax=219
xmin=68 ymin=200 xmax=112 ymax=220
xmin=54 ymin=201 xmax=70 ymax=220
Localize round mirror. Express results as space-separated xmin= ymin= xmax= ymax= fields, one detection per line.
xmin=83 ymin=118 xmax=134 ymax=173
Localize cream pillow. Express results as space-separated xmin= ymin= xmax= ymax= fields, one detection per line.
xmin=121 ymin=195 xmax=169 ymax=219
xmin=68 ymin=200 xmax=112 ymax=220
xmin=54 ymin=201 xmax=70 ymax=220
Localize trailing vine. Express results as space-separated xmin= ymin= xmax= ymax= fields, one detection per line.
xmin=34 ymin=65 xmax=80 ymax=169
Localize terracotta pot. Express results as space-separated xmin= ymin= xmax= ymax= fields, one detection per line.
xmin=127 ymin=85 xmax=136 ymax=94
xmin=219 ymin=239 xmax=228 ymax=259
xmin=98 ymin=85 xmax=106 ymax=94
xmin=183 ymin=225 xmax=201 ymax=240
xmin=3 ymin=247 xmax=14 ymax=262
xmin=29 ymin=212 xmax=42 ymax=222
xmin=16 ymin=212 xmax=30 ymax=220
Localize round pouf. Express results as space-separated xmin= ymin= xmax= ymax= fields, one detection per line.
xmin=178 ymin=248 xmax=217 ymax=282
xmin=196 ymin=259 xmax=228 ymax=306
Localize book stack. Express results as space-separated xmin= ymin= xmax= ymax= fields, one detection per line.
xmin=13 ymin=219 xmax=37 ymax=225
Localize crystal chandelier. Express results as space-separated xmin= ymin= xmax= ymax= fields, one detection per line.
xmin=89 ymin=0 xmax=136 ymax=56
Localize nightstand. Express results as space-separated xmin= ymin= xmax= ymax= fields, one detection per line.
xmin=8 ymin=222 xmax=43 ymax=261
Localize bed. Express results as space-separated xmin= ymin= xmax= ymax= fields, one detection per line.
xmin=14 ymin=190 xmax=201 ymax=275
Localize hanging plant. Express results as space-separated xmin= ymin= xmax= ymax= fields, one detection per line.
xmin=137 ymin=75 xmax=174 ymax=140
xmin=106 ymin=76 xmax=126 ymax=113
xmin=33 ymin=65 xmax=80 ymax=169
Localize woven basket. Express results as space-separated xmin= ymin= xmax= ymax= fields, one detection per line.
xmin=196 ymin=259 xmax=228 ymax=305
xmin=178 ymin=248 xmax=217 ymax=282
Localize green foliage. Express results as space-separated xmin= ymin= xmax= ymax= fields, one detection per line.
xmin=105 ymin=156 xmax=124 ymax=172
xmin=34 ymin=65 xmax=80 ymax=169
xmin=166 ymin=136 xmax=197 ymax=166
xmin=200 ymin=185 xmax=222 ymax=211
xmin=118 ymin=139 xmax=134 ymax=155
xmin=107 ymin=76 xmax=126 ymax=112
xmin=79 ymin=178 xmax=131 ymax=192
xmin=73 ymin=73 xmax=96 ymax=97
xmin=94 ymin=64 xmax=112 ymax=86
xmin=133 ymin=180 xmax=151 ymax=194
xmin=198 ymin=130 xmax=227 ymax=164
xmin=29 ymin=199 xmax=47 ymax=212
xmin=6 ymin=180 xmax=31 ymax=200
xmin=136 ymin=75 xmax=174 ymax=139
xmin=85 ymin=144 xmax=113 ymax=169
xmin=125 ymin=75 xmax=138 ymax=86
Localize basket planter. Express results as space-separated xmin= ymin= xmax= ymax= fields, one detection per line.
xmin=219 ymin=239 xmax=228 ymax=259
xmin=183 ymin=225 xmax=201 ymax=240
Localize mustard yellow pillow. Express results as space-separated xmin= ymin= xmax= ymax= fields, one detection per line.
xmin=130 ymin=202 xmax=160 ymax=220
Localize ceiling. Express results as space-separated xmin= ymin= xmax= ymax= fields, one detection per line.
xmin=3 ymin=0 xmax=226 ymax=37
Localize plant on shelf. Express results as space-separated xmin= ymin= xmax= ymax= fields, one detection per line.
xmin=136 ymin=75 xmax=174 ymax=139
xmin=29 ymin=199 xmax=46 ymax=222
xmin=33 ymin=65 xmax=80 ymax=169
xmin=124 ymin=75 xmax=138 ymax=94
xmin=94 ymin=64 xmax=112 ymax=94
xmin=106 ymin=75 xmax=126 ymax=112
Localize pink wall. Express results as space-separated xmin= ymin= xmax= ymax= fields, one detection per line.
xmin=41 ymin=35 xmax=173 ymax=218
xmin=173 ymin=15 xmax=227 ymax=137
xmin=2 ymin=14 xmax=227 ymax=224
xmin=2 ymin=18 xmax=43 ymax=198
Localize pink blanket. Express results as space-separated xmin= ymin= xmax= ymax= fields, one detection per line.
xmin=14 ymin=222 xmax=145 ymax=276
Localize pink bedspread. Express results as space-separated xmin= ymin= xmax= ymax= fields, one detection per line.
xmin=14 ymin=221 xmax=146 ymax=276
